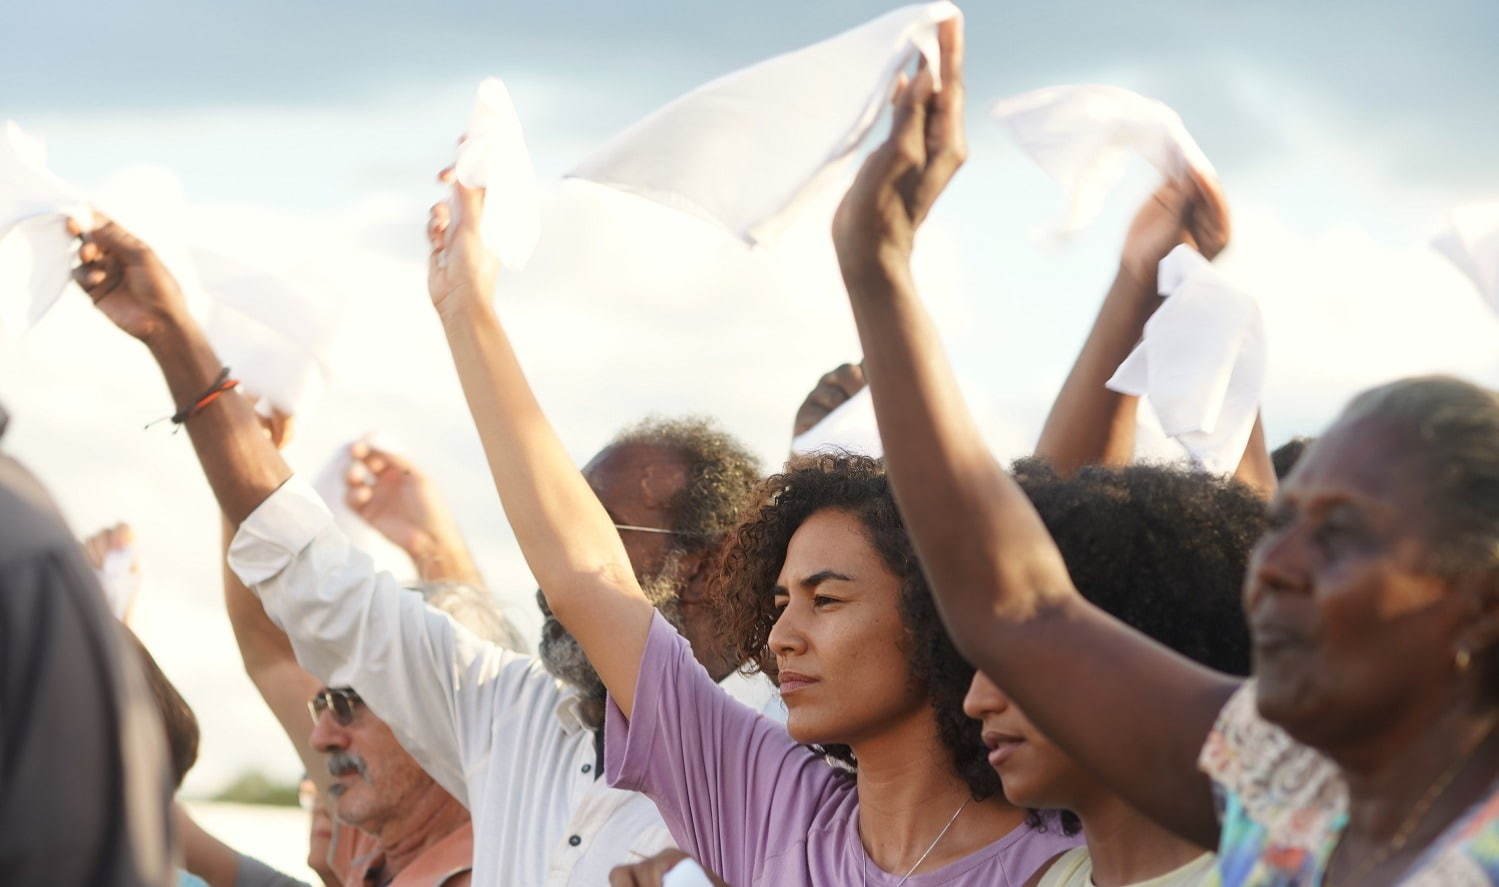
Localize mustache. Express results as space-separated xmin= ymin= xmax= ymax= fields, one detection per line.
xmin=327 ymin=751 xmax=368 ymax=780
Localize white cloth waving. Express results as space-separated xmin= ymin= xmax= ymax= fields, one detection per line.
xmin=453 ymin=78 xmax=541 ymax=271
xmin=992 ymin=85 xmax=1216 ymax=236
xmin=1432 ymin=201 xmax=1499 ymax=317
xmin=570 ymin=2 xmax=962 ymax=247
xmin=0 ymin=121 xmax=92 ymax=333
xmin=1107 ymin=244 xmax=1266 ymax=475
xmin=194 ymin=249 xmax=344 ymax=415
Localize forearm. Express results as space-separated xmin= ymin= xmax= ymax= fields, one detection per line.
xmin=1034 ymin=266 xmax=1157 ymax=472
xmin=176 ymin=803 xmax=242 ymax=887
xmin=220 ymin=518 xmax=328 ymax=788
xmin=406 ymin=532 xmax=484 ymax=588
xmin=222 ymin=518 xmax=297 ymax=674
xmin=844 ymin=259 xmax=1076 ymax=637
xmin=145 ymin=317 xmax=291 ymax=524
xmin=438 ymin=300 xmax=651 ymax=706
xmin=1232 ymin=413 xmax=1277 ymax=500
xmin=843 ymin=256 xmax=1232 ymax=846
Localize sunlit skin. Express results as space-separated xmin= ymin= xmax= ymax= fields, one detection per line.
xmin=769 ymin=508 xmax=928 ymax=745
xmin=766 ymin=507 xmax=1028 ymax=872
xmin=308 ymin=696 xmax=470 ymax=882
xmin=1246 ymin=418 xmax=1477 ymax=754
xmin=964 ymin=671 xmax=1206 ymax=887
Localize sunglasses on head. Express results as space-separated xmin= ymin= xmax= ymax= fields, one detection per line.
xmin=307 ymin=687 xmax=362 ymax=726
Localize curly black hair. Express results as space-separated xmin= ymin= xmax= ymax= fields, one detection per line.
xmin=1005 ymin=458 xmax=1265 ymax=834
xmin=712 ymin=452 xmax=1000 ymax=801
xmin=1013 ymin=458 xmax=1263 ymax=677
xmin=608 ymin=416 xmax=764 ymax=556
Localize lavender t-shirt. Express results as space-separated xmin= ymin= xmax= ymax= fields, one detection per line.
xmin=606 ymin=612 xmax=1080 ymax=886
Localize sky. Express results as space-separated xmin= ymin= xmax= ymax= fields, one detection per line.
xmin=2 ymin=1 xmax=1497 ymax=797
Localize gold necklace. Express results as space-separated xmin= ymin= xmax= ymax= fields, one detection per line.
xmin=1328 ymin=715 xmax=1499 ymax=886
xmin=862 ymin=797 xmax=970 ymax=887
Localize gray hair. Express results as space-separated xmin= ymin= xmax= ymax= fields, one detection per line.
xmin=415 ymin=582 xmax=529 ymax=653
xmin=1340 ymin=375 xmax=1499 ymax=575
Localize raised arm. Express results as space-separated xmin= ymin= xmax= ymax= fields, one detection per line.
xmin=426 ymin=176 xmax=654 ymax=716
xmin=74 ymin=215 xmax=507 ymax=801
xmin=343 ymin=442 xmax=484 ymax=587
xmin=217 ymin=407 xmax=329 ymax=790
xmin=70 ymin=216 xmax=291 ymax=523
xmin=830 ymin=24 xmax=1236 ymax=848
xmin=1034 ymin=172 xmax=1229 ymax=473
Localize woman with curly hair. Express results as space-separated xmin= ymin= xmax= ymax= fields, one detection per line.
xmin=834 ymin=22 xmax=1499 ymax=887
xmin=690 ymin=450 xmax=1078 ymax=884
xmin=968 ymin=460 xmax=1263 ymax=887
xmin=410 ymin=23 xmax=1075 ymax=885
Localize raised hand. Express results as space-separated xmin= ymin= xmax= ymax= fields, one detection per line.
xmin=83 ymin=522 xmax=141 ymax=623
xmin=832 ymin=18 xmax=965 ymax=276
xmin=427 ymin=168 xmax=500 ymax=320
xmin=344 ymin=442 xmax=482 ymax=586
xmin=1118 ymin=166 xmax=1230 ymax=290
xmin=68 ymin=215 xmax=191 ymax=344
xmin=792 ymin=362 xmax=867 ymax=438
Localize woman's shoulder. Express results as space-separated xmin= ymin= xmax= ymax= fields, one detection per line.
xmin=1196 ymin=681 xmax=1346 ymax=853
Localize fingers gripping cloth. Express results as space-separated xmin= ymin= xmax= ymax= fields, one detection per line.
xmin=991 ymin=84 xmax=1217 ymax=238
xmin=453 ymin=78 xmax=541 ymax=271
xmin=1106 ymin=245 xmax=1266 ymax=476
xmin=0 ymin=121 xmax=93 ymax=332
xmin=569 ymin=2 xmax=962 ymax=247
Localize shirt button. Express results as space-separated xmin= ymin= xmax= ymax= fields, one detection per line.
xmin=582 ymin=763 xmax=592 ymax=774
xmin=568 ymin=835 xmax=582 ymax=847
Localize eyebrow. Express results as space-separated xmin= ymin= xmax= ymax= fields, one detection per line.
xmin=771 ymin=569 xmax=854 ymax=598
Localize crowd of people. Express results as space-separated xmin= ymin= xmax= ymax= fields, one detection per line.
xmin=4 ymin=16 xmax=1498 ymax=887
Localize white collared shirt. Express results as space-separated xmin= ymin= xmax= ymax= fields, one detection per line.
xmin=229 ymin=476 xmax=682 ymax=887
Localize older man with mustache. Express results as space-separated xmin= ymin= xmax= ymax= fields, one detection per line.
xmin=209 ymin=412 xmax=523 ymax=887
xmin=69 ymin=203 xmax=771 ymax=884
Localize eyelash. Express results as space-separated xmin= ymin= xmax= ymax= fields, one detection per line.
xmin=770 ymin=595 xmax=840 ymax=611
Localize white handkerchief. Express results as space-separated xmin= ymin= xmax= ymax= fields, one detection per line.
xmin=454 ymin=78 xmax=541 ymax=271
xmin=195 ymin=249 xmax=343 ymax=415
xmin=90 ymin=165 xmax=210 ymax=319
xmin=311 ymin=437 xmax=418 ymax=581
xmin=0 ymin=121 xmax=92 ymax=332
xmin=94 ymin=547 xmax=142 ymax=622
xmin=662 ymin=859 xmax=717 ymax=887
xmin=991 ymin=85 xmax=1216 ymax=236
xmin=1107 ymin=244 xmax=1265 ymax=475
xmin=570 ymin=2 xmax=962 ymax=247
xmin=1432 ymin=201 xmax=1499 ymax=317
xmin=791 ymin=386 xmax=883 ymax=457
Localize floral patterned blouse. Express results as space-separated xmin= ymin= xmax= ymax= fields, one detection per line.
xmin=1197 ymin=682 xmax=1499 ymax=886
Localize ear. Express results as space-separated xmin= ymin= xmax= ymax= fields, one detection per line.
xmin=638 ymin=462 xmax=688 ymax=510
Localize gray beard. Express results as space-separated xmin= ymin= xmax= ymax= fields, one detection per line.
xmin=536 ymin=551 xmax=687 ymax=720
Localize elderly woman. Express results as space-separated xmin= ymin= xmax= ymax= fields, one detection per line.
xmin=832 ymin=24 xmax=1499 ymax=887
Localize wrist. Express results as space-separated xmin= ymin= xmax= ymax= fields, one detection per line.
xmin=407 ymin=533 xmax=480 ymax=585
xmin=142 ymin=307 xmax=204 ymax=355
xmin=1115 ymin=258 xmax=1162 ymax=300
xmin=837 ymin=244 xmax=914 ymax=298
xmin=436 ymin=289 xmax=499 ymax=330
